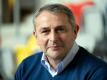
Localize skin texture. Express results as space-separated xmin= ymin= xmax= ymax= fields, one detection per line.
xmin=34 ymin=11 xmax=79 ymax=69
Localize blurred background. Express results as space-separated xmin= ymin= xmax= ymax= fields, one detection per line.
xmin=0 ymin=0 xmax=107 ymax=79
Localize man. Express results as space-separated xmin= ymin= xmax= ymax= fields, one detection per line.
xmin=15 ymin=4 xmax=107 ymax=80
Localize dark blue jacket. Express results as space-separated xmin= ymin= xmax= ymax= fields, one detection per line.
xmin=15 ymin=47 xmax=107 ymax=80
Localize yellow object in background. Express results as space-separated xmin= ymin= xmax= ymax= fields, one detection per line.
xmin=15 ymin=35 xmax=40 ymax=66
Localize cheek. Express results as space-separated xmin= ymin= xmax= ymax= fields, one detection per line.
xmin=37 ymin=37 xmax=48 ymax=48
xmin=62 ymin=33 xmax=73 ymax=41
xmin=64 ymin=33 xmax=75 ymax=45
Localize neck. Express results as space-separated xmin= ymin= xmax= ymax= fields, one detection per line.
xmin=47 ymin=56 xmax=61 ymax=70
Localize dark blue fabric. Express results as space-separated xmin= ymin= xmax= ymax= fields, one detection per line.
xmin=15 ymin=47 xmax=107 ymax=80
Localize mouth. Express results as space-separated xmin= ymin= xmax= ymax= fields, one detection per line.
xmin=47 ymin=45 xmax=62 ymax=51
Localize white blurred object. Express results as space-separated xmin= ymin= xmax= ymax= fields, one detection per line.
xmin=1 ymin=48 xmax=15 ymax=79
xmin=84 ymin=7 xmax=103 ymax=41
xmin=76 ymin=6 xmax=104 ymax=53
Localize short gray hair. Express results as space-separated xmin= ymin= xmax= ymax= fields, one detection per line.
xmin=33 ymin=3 xmax=76 ymax=31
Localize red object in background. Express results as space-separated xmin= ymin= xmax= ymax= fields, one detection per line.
xmin=65 ymin=1 xmax=94 ymax=26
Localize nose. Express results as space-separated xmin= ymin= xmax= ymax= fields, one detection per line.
xmin=49 ymin=31 xmax=58 ymax=42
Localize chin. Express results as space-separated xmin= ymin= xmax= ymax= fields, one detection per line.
xmin=48 ymin=51 xmax=65 ymax=59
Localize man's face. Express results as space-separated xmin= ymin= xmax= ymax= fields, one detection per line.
xmin=34 ymin=11 xmax=78 ymax=60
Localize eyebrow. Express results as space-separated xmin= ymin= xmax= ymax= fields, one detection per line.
xmin=39 ymin=24 xmax=66 ymax=30
xmin=39 ymin=27 xmax=50 ymax=32
xmin=40 ymin=26 xmax=50 ymax=29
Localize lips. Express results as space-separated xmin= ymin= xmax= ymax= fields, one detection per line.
xmin=47 ymin=45 xmax=61 ymax=50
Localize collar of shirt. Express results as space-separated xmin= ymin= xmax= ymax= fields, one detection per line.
xmin=41 ymin=42 xmax=79 ymax=77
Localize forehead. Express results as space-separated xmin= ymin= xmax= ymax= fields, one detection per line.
xmin=34 ymin=11 xmax=73 ymax=32
xmin=36 ymin=10 xmax=67 ymax=18
xmin=35 ymin=11 xmax=69 ymax=24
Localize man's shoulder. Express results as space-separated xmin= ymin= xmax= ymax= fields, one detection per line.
xmin=15 ymin=52 xmax=43 ymax=79
xmin=24 ymin=51 xmax=43 ymax=62
xmin=68 ymin=46 xmax=107 ymax=79
xmin=28 ymin=51 xmax=43 ymax=59
xmin=19 ymin=51 xmax=43 ymax=67
xmin=77 ymin=46 xmax=107 ymax=68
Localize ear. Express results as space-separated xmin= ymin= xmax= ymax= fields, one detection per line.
xmin=33 ymin=31 xmax=37 ymax=38
xmin=74 ymin=24 xmax=79 ymax=34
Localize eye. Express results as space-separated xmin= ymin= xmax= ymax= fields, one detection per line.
xmin=41 ymin=30 xmax=49 ymax=33
xmin=56 ymin=27 xmax=66 ymax=33
xmin=40 ymin=28 xmax=50 ymax=35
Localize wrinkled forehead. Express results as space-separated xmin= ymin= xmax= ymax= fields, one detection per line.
xmin=34 ymin=10 xmax=69 ymax=24
xmin=35 ymin=10 xmax=68 ymax=20
xmin=35 ymin=11 xmax=69 ymax=25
